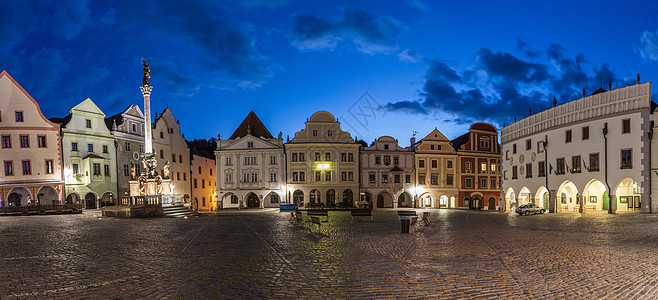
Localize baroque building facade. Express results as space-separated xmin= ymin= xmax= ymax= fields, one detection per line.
xmin=52 ymin=98 xmax=117 ymax=209
xmin=0 ymin=71 xmax=64 ymax=207
xmin=216 ymin=111 xmax=285 ymax=209
xmin=360 ymin=136 xmax=415 ymax=208
xmin=501 ymin=83 xmax=652 ymax=213
xmin=152 ymin=106 xmax=191 ymax=203
xmin=106 ymin=104 xmax=146 ymax=199
xmin=285 ymin=111 xmax=360 ymax=209
xmin=191 ymin=148 xmax=216 ymax=211
xmin=413 ymin=128 xmax=458 ymax=208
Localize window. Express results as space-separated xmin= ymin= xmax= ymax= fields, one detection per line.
xmin=480 ymin=140 xmax=489 ymax=148
xmin=299 ymin=153 xmax=305 ymax=161
xmin=1 ymin=135 xmax=10 ymax=148
xmin=325 ymin=152 xmax=331 ymax=161
xmin=102 ymin=145 xmax=108 ymax=153
xmin=243 ymin=173 xmax=249 ymax=183
xmin=537 ymin=141 xmax=544 ymax=153
xmin=315 ymin=171 xmax=321 ymax=181
xmin=270 ymin=173 xmax=277 ymax=182
xmin=88 ymin=143 xmax=93 ymax=152
xmin=538 ymin=161 xmax=546 ymax=177
xmin=244 ymin=156 xmax=256 ymax=165
xmin=430 ymin=145 xmax=435 ymax=150
xmin=505 ymin=150 xmax=510 ymax=160
xmin=4 ymin=161 xmax=13 ymax=176
xmin=271 ymin=194 xmax=280 ymax=204
xmin=394 ymin=156 xmax=399 ymax=165
xmin=418 ymin=174 xmax=426 ymax=185
xmin=384 ymin=144 xmax=389 ymax=150
xmin=172 ymin=154 xmax=176 ymax=163
xmin=86 ymin=119 xmax=92 ymax=128
xmin=38 ymin=136 xmax=46 ymax=148
xmin=513 ymin=144 xmax=517 ymax=154
xmin=198 ymin=166 xmax=202 ymax=174
xmin=382 ymin=174 xmax=389 ymax=183
xmin=565 ymin=130 xmax=572 ymax=143
xmin=20 ymin=135 xmax=29 ymax=148
xmin=125 ymin=142 xmax=130 ymax=151
xmin=327 ymin=130 xmax=332 ymax=136
xmin=481 ymin=178 xmax=487 ymax=188
xmin=431 ymin=160 xmax=437 ymax=168
xmin=525 ymin=163 xmax=532 ymax=178
xmin=160 ymin=131 xmax=164 ymax=138
xmin=183 ymin=173 xmax=186 ymax=181
xmin=465 ymin=162 xmax=472 ymax=172
xmin=491 ymin=164 xmax=496 ymax=172
xmin=418 ymin=160 xmax=425 ymax=168
xmin=21 ymin=160 xmax=31 ymax=175
xmin=123 ymin=164 xmax=130 ymax=176
xmin=138 ymin=145 xmax=143 ymax=153
xmin=292 ymin=172 xmax=299 ymax=182
xmin=622 ymin=119 xmax=631 ymax=134
xmin=225 ymin=173 xmax=232 ymax=183
xmin=160 ymin=150 xmax=164 ymax=159
xmin=621 ymin=149 xmax=632 ymax=169
xmin=292 ymin=153 xmax=298 ymax=162
xmin=177 ymin=172 xmax=180 ymax=180
xmin=556 ymin=158 xmax=565 ymax=175
xmin=270 ymin=156 xmax=276 ymax=165
xmin=299 ymin=171 xmax=305 ymax=181
xmin=202 ymin=197 xmax=206 ymax=207
xmin=314 ymin=152 xmax=321 ymax=161
xmin=490 ymin=179 xmax=496 ymax=188
xmin=247 ymin=141 xmax=254 ymax=148
xmin=512 ymin=166 xmax=517 ymax=179
xmin=394 ymin=174 xmax=400 ymax=184
xmin=589 ymin=153 xmax=600 ymax=171
xmin=42 ymin=160 xmax=53 ymax=174
xmin=194 ymin=179 xmax=199 ymax=188
xmin=582 ymin=126 xmax=589 ymax=140
xmin=202 ymin=180 xmax=205 ymax=188
xmin=447 ymin=160 xmax=453 ymax=168
xmin=341 ymin=171 xmax=347 ymax=181
xmin=72 ymin=142 xmax=78 ymax=151
xmin=104 ymin=164 xmax=110 ymax=176
xmin=348 ymin=153 xmax=354 ymax=162
xmin=15 ymin=111 xmax=23 ymax=122
xmin=446 ymin=174 xmax=453 ymax=185
xmin=179 ymin=155 xmax=182 ymax=163
xmin=348 ymin=171 xmax=354 ymax=181
xmin=93 ymin=163 xmax=101 ymax=176
xmin=481 ymin=162 xmax=487 ymax=172
xmin=375 ymin=156 xmax=381 ymax=165
xmin=405 ymin=174 xmax=411 ymax=183
xmin=231 ymin=195 xmax=238 ymax=204
xmin=325 ymin=171 xmax=332 ymax=181
xmin=132 ymin=124 xmax=137 ymax=132
xmin=312 ymin=130 xmax=318 ymax=136
xmin=526 ymin=139 xmax=531 ymax=150
xmin=571 ymin=156 xmax=581 ymax=173
xmin=0 ymin=110 xmax=2 ymax=122
xmin=369 ymin=174 xmax=376 ymax=184
xmin=73 ymin=164 xmax=79 ymax=175
xmin=465 ymin=178 xmax=472 ymax=188
xmin=430 ymin=174 xmax=438 ymax=185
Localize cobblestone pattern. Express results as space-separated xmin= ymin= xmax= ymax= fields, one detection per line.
xmin=2 ymin=209 xmax=658 ymax=298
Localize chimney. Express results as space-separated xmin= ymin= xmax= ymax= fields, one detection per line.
xmin=410 ymin=136 xmax=416 ymax=146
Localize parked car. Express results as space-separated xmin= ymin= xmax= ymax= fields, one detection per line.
xmin=515 ymin=204 xmax=545 ymax=215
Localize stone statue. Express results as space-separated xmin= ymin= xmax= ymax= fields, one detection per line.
xmin=163 ymin=160 xmax=171 ymax=179
xmin=130 ymin=163 xmax=136 ymax=180
xmin=156 ymin=177 xmax=163 ymax=195
xmin=138 ymin=177 xmax=147 ymax=196
xmin=141 ymin=153 xmax=158 ymax=178
xmin=141 ymin=58 xmax=150 ymax=86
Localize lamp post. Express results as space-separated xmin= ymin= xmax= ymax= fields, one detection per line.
xmin=603 ymin=123 xmax=614 ymax=214
xmin=542 ymin=136 xmax=553 ymax=213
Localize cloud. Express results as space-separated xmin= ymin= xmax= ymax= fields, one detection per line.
xmin=406 ymin=0 xmax=429 ymax=12
xmin=398 ymin=49 xmax=423 ymax=63
xmin=385 ymin=44 xmax=627 ymax=126
xmin=638 ymin=30 xmax=658 ymax=61
xmin=292 ymin=8 xmax=408 ymax=54
xmin=48 ymin=0 xmax=93 ymax=40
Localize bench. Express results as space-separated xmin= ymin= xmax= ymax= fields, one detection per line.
xmin=421 ymin=211 xmax=431 ymax=226
xmin=307 ymin=210 xmax=328 ymax=221
xmin=291 ymin=211 xmax=305 ymax=226
xmin=350 ymin=209 xmax=373 ymax=220
xmin=585 ymin=204 xmax=597 ymax=211
xmin=310 ymin=216 xmax=330 ymax=233
xmin=397 ymin=211 xmax=418 ymax=228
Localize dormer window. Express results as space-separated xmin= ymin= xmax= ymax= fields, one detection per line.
xmin=132 ymin=124 xmax=137 ymax=132
xmin=247 ymin=141 xmax=254 ymax=148
xmin=160 ymin=131 xmax=164 ymax=138
xmin=86 ymin=119 xmax=92 ymax=128
xmin=384 ymin=144 xmax=389 ymax=150
xmin=327 ymin=130 xmax=333 ymax=136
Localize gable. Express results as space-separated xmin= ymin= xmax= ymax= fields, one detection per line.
xmin=0 ymin=70 xmax=58 ymax=129
xmin=222 ymin=135 xmax=282 ymax=150
xmin=71 ymin=98 xmax=105 ymax=117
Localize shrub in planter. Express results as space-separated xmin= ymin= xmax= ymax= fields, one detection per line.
xmin=38 ymin=209 xmax=46 ymax=215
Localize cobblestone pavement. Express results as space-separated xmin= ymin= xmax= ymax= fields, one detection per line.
xmin=3 ymin=209 xmax=658 ymax=299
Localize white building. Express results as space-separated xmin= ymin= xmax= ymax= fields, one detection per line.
xmin=152 ymin=106 xmax=191 ymax=203
xmin=216 ymin=111 xmax=285 ymax=209
xmin=360 ymin=136 xmax=415 ymax=208
xmin=285 ymin=111 xmax=360 ymax=209
xmin=501 ymin=83 xmax=652 ymax=213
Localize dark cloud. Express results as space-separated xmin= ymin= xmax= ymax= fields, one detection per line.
xmin=292 ymin=8 xmax=407 ymax=54
xmin=386 ymin=44 xmax=626 ymax=126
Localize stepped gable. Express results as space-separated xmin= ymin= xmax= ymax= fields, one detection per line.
xmin=229 ymin=110 xmax=273 ymax=139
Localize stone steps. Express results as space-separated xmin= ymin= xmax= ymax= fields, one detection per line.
xmin=162 ymin=204 xmax=199 ymax=218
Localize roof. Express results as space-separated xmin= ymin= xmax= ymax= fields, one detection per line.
xmin=82 ymin=154 xmax=105 ymax=160
xmin=104 ymin=112 xmax=123 ymax=131
xmin=49 ymin=114 xmax=72 ymax=128
xmin=450 ymin=132 xmax=470 ymax=151
xmin=591 ymin=87 xmax=607 ymax=95
xmin=229 ymin=110 xmax=273 ymax=139
xmin=390 ymin=165 xmax=404 ymax=172
xmin=190 ymin=146 xmax=215 ymax=160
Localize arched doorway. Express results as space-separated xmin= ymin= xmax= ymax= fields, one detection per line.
xmin=583 ymin=179 xmax=606 ymax=211
xmin=342 ymin=189 xmax=353 ymax=208
xmin=266 ymin=192 xmax=280 ymax=206
xmin=85 ymin=192 xmax=97 ymax=209
xmin=309 ymin=189 xmax=321 ymax=207
xmin=557 ymin=181 xmax=579 ymax=212
xmin=439 ymin=195 xmax=448 ymax=208
xmin=100 ymin=192 xmax=115 ymax=207
xmin=398 ymin=193 xmax=411 ymax=208
xmin=535 ymin=186 xmax=549 ymax=209
xmin=376 ymin=192 xmax=393 ymax=208
xmin=419 ymin=193 xmax=434 ymax=208
xmin=505 ymin=187 xmax=516 ymax=211
xmin=246 ymin=193 xmax=260 ymax=208
xmin=518 ymin=187 xmax=531 ymax=206
xmin=8 ymin=187 xmax=31 ymax=207
xmin=66 ymin=193 xmax=81 ymax=205
xmin=293 ymin=190 xmax=304 ymax=207
xmin=614 ymin=178 xmax=640 ymax=212
xmin=488 ymin=197 xmax=496 ymax=210
xmin=222 ymin=193 xmax=239 ymax=208
xmin=37 ymin=186 xmax=58 ymax=206
xmin=326 ymin=189 xmax=336 ymax=208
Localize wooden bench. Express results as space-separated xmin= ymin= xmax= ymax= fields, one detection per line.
xmin=291 ymin=211 xmax=305 ymax=226
xmin=310 ymin=216 xmax=330 ymax=233
xmin=350 ymin=209 xmax=373 ymax=220
xmin=397 ymin=211 xmax=418 ymax=228
xmin=585 ymin=204 xmax=597 ymax=211
xmin=421 ymin=211 xmax=431 ymax=226
xmin=307 ymin=210 xmax=328 ymax=221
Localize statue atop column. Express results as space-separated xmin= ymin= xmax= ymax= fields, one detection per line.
xmin=141 ymin=58 xmax=150 ymax=86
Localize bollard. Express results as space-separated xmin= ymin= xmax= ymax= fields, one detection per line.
xmin=401 ymin=218 xmax=410 ymax=233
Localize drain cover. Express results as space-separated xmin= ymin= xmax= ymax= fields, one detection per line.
xmin=405 ymin=270 xmax=435 ymax=279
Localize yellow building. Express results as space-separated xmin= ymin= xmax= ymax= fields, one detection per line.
xmin=413 ymin=128 xmax=458 ymax=208
xmin=191 ymin=148 xmax=216 ymax=211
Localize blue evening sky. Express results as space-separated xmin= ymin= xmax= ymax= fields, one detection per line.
xmin=2 ymin=0 xmax=658 ymax=145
